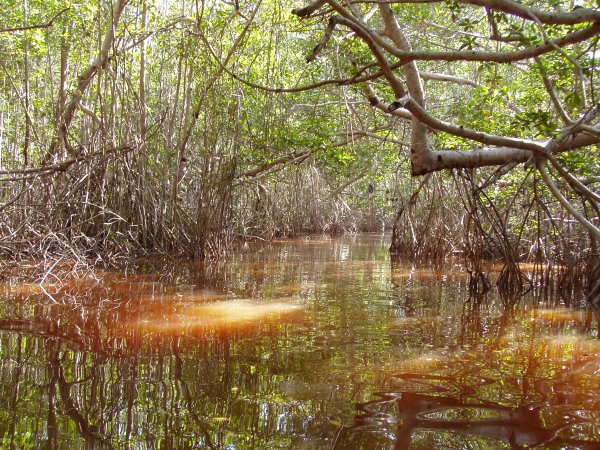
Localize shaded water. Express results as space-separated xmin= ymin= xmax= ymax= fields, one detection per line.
xmin=1 ymin=234 xmax=600 ymax=448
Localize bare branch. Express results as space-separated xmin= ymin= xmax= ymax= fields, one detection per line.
xmin=0 ymin=8 xmax=69 ymax=34
xmin=202 ymin=47 xmax=411 ymax=94
xmin=328 ymin=169 xmax=368 ymax=198
xmin=537 ymin=160 xmax=600 ymax=239
xmin=333 ymin=129 xmax=409 ymax=147
xmin=239 ymin=150 xmax=317 ymax=179
xmin=547 ymin=153 xmax=600 ymax=204
xmin=535 ymin=57 xmax=572 ymax=126
xmin=474 ymin=162 xmax=520 ymax=193
xmin=0 ymin=144 xmax=134 ymax=182
xmin=365 ymin=85 xmax=412 ymax=121
xmin=420 ymin=71 xmax=480 ymax=87
xmin=368 ymin=93 xmax=600 ymax=173
xmin=307 ymin=16 xmax=337 ymax=62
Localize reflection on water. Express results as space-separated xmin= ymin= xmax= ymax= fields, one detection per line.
xmin=0 ymin=234 xmax=599 ymax=448
xmin=130 ymin=300 xmax=304 ymax=334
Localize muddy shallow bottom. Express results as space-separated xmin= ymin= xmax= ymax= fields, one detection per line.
xmin=0 ymin=234 xmax=599 ymax=448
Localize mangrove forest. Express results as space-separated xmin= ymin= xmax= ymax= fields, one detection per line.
xmin=1 ymin=0 xmax=600 ymax=448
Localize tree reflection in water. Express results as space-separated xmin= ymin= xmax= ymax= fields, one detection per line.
xmin=0 ymin=235 xmax=599 ymax=448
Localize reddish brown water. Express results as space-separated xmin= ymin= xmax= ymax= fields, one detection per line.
xmin=0 ymin=234 xmax=599 ymax=448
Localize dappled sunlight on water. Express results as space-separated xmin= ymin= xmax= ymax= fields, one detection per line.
xmin=532 ymin=307 xmax=592 ymax=324
xmin=129 ymin=300 xmax=304 ymax=335
xmin=0 ymin=234 xmax=599 ymax=448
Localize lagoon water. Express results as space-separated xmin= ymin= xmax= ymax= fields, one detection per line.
xmin=1 ymin=234 xmax=600 ymax=448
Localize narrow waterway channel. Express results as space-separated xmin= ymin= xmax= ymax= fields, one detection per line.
xmin=1 ymin=234 xmax=599 ymax=448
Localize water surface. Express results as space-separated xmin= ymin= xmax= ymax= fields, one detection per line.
xmin=1 ymin=234 xmax=599 ymax=448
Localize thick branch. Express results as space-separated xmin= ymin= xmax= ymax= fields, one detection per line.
xmin=378 ymin=3 xmax=431 ymax=177
xmin=365 ymin=85 xmax=412 ymax=121
xmin=292 ymin=0 xmax=327 ymax=18
xmin=391 ymin=23 xmax=600 ymax=64
xmin=297 ymin=1 xmax=599 ymax=65
xmin=348 ymin=0 xmax=600 ymax=25
xmin=461 ymin=0 xmax=600 ymax=26
xmin=404 ymin=98 xmax=545 ymax=152
xmin=370 ymin=94 xmax=600 ymax=173
xmin=332 ymin=15 xmax=407 ymax=98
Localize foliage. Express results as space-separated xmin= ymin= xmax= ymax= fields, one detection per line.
xmin=0 ymin=0 xmax=598 ymax=279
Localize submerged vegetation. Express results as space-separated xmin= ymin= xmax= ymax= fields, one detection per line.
xmin=0 ymin=0 xmax=599 ymax=295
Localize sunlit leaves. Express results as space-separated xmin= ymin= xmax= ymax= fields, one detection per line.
xmin=557 ymin=148 xmax=600 ymax=177
xmin=513 ymin=110 xmax=558 ymax=139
